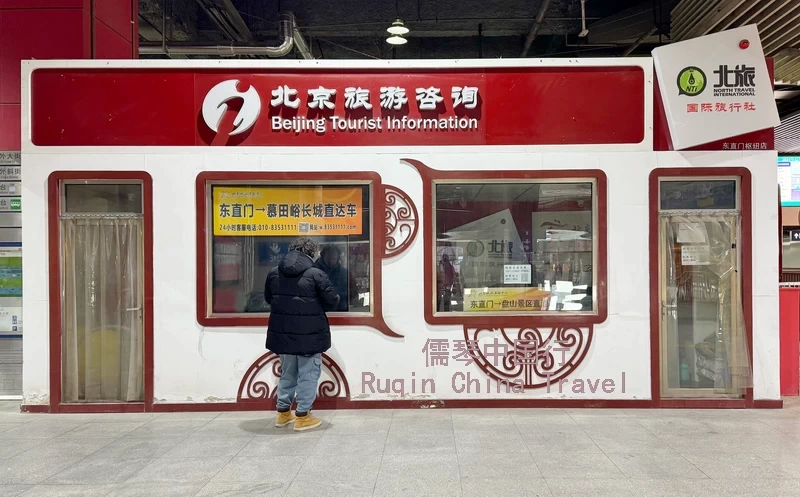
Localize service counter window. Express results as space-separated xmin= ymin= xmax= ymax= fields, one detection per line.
xmin=434 ymin=180 xmax=598 ymax=315
xmin=206 ymin=181 xmax=372 ymax=317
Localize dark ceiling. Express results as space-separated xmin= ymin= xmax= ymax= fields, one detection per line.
xmin=139 ymin=0 xmax=670 ymax=59
xmin=139 ymin=0 xmax=800 ymax=128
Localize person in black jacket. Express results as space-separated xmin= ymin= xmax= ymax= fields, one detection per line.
xmin=265 ymin=237 xmax=339 ymax=431
xmin=314 ymin=245 xmax=349 ymax=312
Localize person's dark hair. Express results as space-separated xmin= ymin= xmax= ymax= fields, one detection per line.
xmin=289 ymin=237 xmax=318 ymax=258
xmin=320 ymin=245 xmax=341 ymax=259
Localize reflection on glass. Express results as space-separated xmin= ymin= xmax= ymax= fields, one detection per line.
xmin=210 ymin=184 xmax=371 ymax=314
xmin=660 ymin=215 xmax=751 ymax=396
xmin=434 ymin=182 xmax=595 ymax=313
xmin=782 ymin=228 xmax=800 ymax=270
xmin=65 ymin=184 xmax=143 ymax=213
xmin=660 ymin=180 xmax=736 ymax=211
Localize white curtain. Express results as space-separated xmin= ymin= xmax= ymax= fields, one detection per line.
xmin=61 ymin=216 xmax=144 ymax=402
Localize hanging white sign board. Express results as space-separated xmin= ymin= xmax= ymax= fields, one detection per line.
xmin=653 ymin=25 xmax=780 ymax=150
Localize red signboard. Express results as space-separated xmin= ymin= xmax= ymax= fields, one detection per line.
xmin=30 ymin=67 xmax=645 ymax=147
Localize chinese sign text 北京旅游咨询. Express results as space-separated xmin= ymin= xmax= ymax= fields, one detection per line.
xmin=268 ymin=84 xmax=480 ymax=135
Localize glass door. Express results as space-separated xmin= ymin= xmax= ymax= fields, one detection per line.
xmin=60 ymin=183 xmax=145 ymax=403
xmin=657 ymin=180 xmax=751 ymax=399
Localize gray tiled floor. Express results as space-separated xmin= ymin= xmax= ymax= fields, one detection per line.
xmin=3 ymin=400 xmax=800 ymax=496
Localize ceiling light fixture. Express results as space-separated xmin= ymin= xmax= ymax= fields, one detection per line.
xmin=386 ymin=35 xmax=408 ymax=45
xmin=387 ymin=19 xmax=409 ymax=36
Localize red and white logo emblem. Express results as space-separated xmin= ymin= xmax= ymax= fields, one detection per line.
xmin=201 ymin=80 xmax=261 ymax=136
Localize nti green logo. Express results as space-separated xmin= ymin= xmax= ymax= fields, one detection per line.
xmin=10 ymin=199 xmax=20 ymax=211
xmin=677 ymin=66 xmax=707 ymax=97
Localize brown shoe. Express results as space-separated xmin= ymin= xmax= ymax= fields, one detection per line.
xmin=293 ymin=412 xmax=322 ymax=431
xmin=275 ymin=410 xmax=296 ymax=427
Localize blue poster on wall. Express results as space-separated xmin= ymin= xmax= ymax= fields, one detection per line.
xmin=779 ymin=156 xmax=800 ymax=207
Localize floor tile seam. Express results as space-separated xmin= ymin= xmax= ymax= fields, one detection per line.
xmin=599 ymin=448 xmax=634 ymax=482
xmin=180 ymin=453 xmax=238 ymax=497
xmin=749 ymin=451 xmax=799 ymax=479
xmin=33 ymin=434 xmax=119 ymax=485
xmin=3 ymin=421 xmax=88 ymax=446
xmin=16 ymin=483 xmax=116 ymax=497
xmin=511 ymin=414 xmax=548 ymax=480
xmin=445 ymin=412 xmax=467 ymax=496
xmin=291 ymin=422 xmax=332 ymax=485
xmin=205 ymin=433 xmax=270 ymax=493
xmin=46 ymin=439 xmax=169 ymax=487
xmin=122 ymin=429 xmax=195 ymax=461
xmin=290 ymin=418 xmax=346 ymax=495
xmin=0 ymin=439 xmax=47 ymax=460
xmin=563 ymin=411 xmax=613 ymax=464
xmin=569 ymin=416 xmax=637 ymax=482
xmin=370 ymin=426 xmax=390 ymax=496
xmin=193 ymin=479 xmax=214 ymax=497
xmin=124 ymin=419 xmax=213 ymax=439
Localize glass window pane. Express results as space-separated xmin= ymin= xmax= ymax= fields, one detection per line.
xmin=435 ymin=181 xmax=595 ymax=314
xmin=64 ymin=184 xmax=143 ymax=214
xmin=783 ymin=228 xmax=800 ymax=270
xmin=210 ymin=184 xmax=371 ymax=314
xmin=660 ymin=180 xmax=736 ymax=210
xmin=660 ymin=214 xmax=749 ymax=397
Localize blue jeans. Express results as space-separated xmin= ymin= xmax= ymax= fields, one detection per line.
xmin=277 ymin=353 xmax=322 ymax=415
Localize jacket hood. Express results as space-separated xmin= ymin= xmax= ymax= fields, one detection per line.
xmin=279 ymin=250 xmax=314 ymax=277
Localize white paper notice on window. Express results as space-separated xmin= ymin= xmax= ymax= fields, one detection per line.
xmin=681 ymin=245 xmax=710 ymax=266
xmin=676 ymin=223 xmax=707 ymax=244
xmin=503 ymin=264 xmax=532 ymax=284
xmin=0 ymin=306 xmax=22 ymax=333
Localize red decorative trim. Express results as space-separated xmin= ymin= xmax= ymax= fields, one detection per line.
xmin=20 ymin=404 xmax=49 ymax=414
xmin=154 ymin=398 xmax=777 ymax=410
xmin=237 ymin=352 xmax=350 ymax=406
xmin=383 ymin=185 xmax=419 ymax=258
xmin=464 ymin=325 xmax=593 ymax=390
xmin=52 ymin=403 xmax=146 ymax=414
xmin=659 ymin=399 xmax=747 ymax=409
xmin=403 ymin=158 xmax=608 ymax=328
xmin=648 ymin=167 xmax=753 ymax=407
xmin=154 ymin=399 xmax=653 ymax=411
xmin=195 ymin=171 xmax=402 ymax=338
xmin=130 ymin=396 xmax=786 ymax=412
xmin=47 ymin=171 xmax=155 ymax=413
xmin=779 ymin=185 xmax=783 ymax=282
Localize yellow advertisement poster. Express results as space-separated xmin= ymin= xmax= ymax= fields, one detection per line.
xmin=463 ymin=287 xmax=550 ymax=312
xmin=212 ymin=186 xmax=363 ymax=236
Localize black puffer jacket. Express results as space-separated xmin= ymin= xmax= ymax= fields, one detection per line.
xmin=314 ymin=258 xmax=349 ymax=312
xmin=265 ymin=250 xmax=340 ymax=355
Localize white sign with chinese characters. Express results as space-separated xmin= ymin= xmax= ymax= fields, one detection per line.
xmin=681 ymin=245 xmax=711 ymax=266
xmin=503 ymin=264 xmax=532 ymax=285
xmin=653 ymin=24 xmax=780 ymax=150
xmin=0 ymin=183 xmax=20 ymax=196
xmin=0 ymin=152 xmax=20 ymax=166
xmin=0 ymin=167 xmax=20 ymax=182
xmin=0 ymin=198 xmax=20 ymax=212
xmin=676 ymin=223 xmax=708 ymax=244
